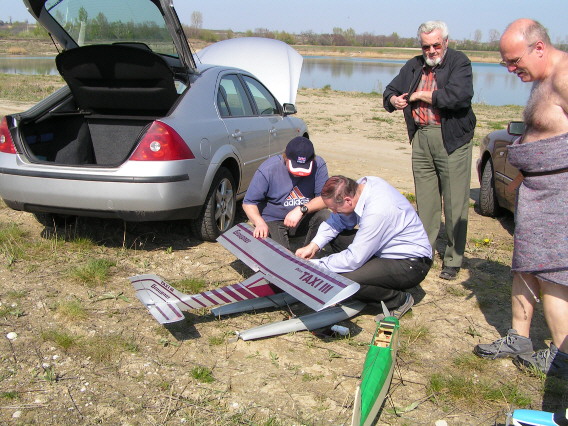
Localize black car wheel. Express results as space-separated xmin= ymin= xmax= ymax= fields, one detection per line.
xmin=192 ymin=167 xmax=236 ymax=242
xmin=479 ymin=159 xmax=501 ymax=217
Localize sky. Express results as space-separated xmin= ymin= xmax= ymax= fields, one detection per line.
xmin=1 ymin=0 xmax=567 ymax=44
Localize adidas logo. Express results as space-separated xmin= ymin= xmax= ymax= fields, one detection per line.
xmin=284 ymin=186 xmax=310 ymax=207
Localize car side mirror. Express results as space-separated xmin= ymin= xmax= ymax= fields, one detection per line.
xmin=507 ymin=121 xmax=525 ymax=136
xmin=282 ymin=103 xmax=297 ymax=116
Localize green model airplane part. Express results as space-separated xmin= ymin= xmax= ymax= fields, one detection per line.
xmin=352 ymin=303 xmax=400 ymax=426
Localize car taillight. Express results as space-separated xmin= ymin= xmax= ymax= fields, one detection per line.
xmin=130 ymin=121 xmax=195 ymax=161
xmin=0 ymin=117 xmax=17 ymax=154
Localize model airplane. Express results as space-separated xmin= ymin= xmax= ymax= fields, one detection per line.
xmin=506 ymin=408 xmax=568 ymax=426
xmin=352 ymin=302 xmax=400 ymax=426
xmin=130 ymin=223 xmax=363 ymax=340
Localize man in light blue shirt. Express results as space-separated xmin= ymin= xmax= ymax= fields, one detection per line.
xmin=296 ymin=175 xmax=432 ymax=317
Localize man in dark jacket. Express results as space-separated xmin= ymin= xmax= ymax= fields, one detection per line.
xmin=383 ymin=20 xmax=476 ymax=280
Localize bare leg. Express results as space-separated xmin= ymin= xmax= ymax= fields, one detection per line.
xmin=511 ymin=272 xmax=539 ymax=338
xmin=539 ymin=279 xmax=568 ymax=352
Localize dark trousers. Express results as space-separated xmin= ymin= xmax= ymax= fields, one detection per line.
xmin=266 ymin=209 xmax=330 ymax=250
xmin=328 ymin=230 xmax=431 ymax=308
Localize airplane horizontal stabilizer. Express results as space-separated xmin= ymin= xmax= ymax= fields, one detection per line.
xmin=218 ymin=224 xmax=360 ymax=312
xmin=130 ymin=272 xmax=279 ymax=324
xmin=236 ymin=299 xmax=366 ymax=341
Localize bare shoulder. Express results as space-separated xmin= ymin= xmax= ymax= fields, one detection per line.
xmin=551 ymin=51 xmax=568 ymax=99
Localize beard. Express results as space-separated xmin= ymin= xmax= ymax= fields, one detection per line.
xmin=424 ymin=55 xmax=442 ymax=67
xmin=423 ymin=47 xmax=446 ymax=67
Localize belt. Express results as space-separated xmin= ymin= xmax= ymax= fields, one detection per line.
xmin=407 ymin=257 xmax=432 ymax=266
xmin=415 ymin=124 xmax=441 ymax=129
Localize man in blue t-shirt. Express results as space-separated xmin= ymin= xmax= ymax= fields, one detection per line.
xmin=243 ymin=137 xmax=329 ymax=250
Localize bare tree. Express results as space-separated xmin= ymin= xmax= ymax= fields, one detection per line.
xmin=473 ymin=29 xmax=482 ymax=43
xmin=488 ymin=29 xmax=500 ymax=43
xmin=189 ymin=11 xmax=202 ymax=38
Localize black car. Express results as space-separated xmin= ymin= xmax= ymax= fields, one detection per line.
xmin=476 ymin=122 xmax=525 ymax=216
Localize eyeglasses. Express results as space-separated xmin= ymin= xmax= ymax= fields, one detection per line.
xmin=499 ymin=45 xmax=534 ymax=68
xmin=421 ymin=42 xmax=443 ymax=51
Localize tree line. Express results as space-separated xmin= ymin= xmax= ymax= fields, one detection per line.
xmin=2 ymin=14 xmax=567 ymax=53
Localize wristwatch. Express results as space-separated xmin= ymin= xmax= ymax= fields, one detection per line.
xmin=300 ymin=205 xmax=308 ymax=215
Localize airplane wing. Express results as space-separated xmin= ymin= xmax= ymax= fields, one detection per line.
xmin=196 ymin=37 xmax=302 ymax=105
xmin=217 ymin=223 xmax=360 ymax=311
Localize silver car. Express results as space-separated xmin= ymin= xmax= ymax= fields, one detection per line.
xmin=0 ymin=0 xmax=308 ymax=241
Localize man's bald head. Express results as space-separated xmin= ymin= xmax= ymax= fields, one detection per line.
xmin=500 ymin=19 xmax=552 ymax=82
xmin=501 ymin=18 xmax=551 ymax=49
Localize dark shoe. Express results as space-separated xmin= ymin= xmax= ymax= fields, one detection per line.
xmin=439 ymin=266 xmax=460 ymax=280
xmin=513 ymin=343 xmax=568 ymax=378
xmin=473 ymin=329 xmax=533 ymax=359
xmin=375 ymin=293 xmax=414 ymax=321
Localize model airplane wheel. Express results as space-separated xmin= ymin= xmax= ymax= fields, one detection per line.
xmin=192 ymin=167 xmax=236 ymax=241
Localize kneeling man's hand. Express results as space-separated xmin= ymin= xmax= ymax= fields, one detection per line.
xmin=295 ymin=242 xmax=320 ymax=260
xmin=284 ymin=206 xmax=303 ymax=228
xmin=252 ymin=221 xmax=269 ymax=239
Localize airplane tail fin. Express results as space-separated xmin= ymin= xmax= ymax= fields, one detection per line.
xmin=130 ymin=274 xmax=185 ymax=324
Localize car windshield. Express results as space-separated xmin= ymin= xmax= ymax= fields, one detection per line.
xmin=44 ymin=0 xmax=178 ymax=56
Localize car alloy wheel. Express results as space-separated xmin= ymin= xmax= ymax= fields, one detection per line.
xmin=192 ymin=167 xmax=236 ymax=241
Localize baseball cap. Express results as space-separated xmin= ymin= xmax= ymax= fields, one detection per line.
xmin=285 ymin=137 xmax=314 ymax=177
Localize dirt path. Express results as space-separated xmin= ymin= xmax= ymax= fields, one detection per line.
xmin=0 ymin=91 xmax=565 ymax=425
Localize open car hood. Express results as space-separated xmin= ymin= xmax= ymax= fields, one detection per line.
xmin=196 ymin=37 xmax=303 ymax=105
xmin=23 ymin=0 xmax=196 ymax=71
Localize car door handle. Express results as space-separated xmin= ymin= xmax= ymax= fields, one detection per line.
xmin=231 ymin=130 xmax=242 ymax=141
xmin=269 ymin=128 xmax=277 ymax=134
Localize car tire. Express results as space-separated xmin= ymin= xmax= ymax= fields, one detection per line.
xmin=191 ymin=167 xmax=236 ymax=242
xmin=479 ymin=159 xmax=501 ymax=217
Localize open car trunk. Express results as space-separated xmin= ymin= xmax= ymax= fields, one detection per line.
xmin=20 ymin=114 xmax=153 ymax=166
xmin=18 ymin=44 xmax=180 ymax=166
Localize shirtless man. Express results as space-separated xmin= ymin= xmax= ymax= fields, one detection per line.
xmin=473 ymin=19 xmax=568 ymax=378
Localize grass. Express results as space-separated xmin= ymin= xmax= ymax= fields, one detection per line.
xmin=191 ymin=366 xmax=215 ymax=383
xmin=0 ymin=391 xmax=20 ymax=400
xmin=41 ymin=328 xmax=78 ymax=350
xmin=470 ymin=237 xmax=492 ymax=247
xmin=0 ymin=73 xmax=64 ymax=102
xmin=402 ymin=192 xmax=416 ymax=203
xmin=488 ymin=121 xmax=509 ymax=130
xmin=0 ymin=290 xmax=27 ymax=318
xmin=398 ymin=324 xmax=429 ymax=355
xmin=302 ymin=372 xmax=323 ymax=382
xmin=41 ymin=327 xmax=139 ymax=362
xmin=79 ymin=334 xmax=139 ymax=363
xmin=427 ymin=372 xmax=531 ymax=407
xmin=371 ymin=116 xmax=394 ymax=124
xmin=68 ymin=258 xmax=117 ymax=287
xmin=55 ymin=299 xmax=88 ymax=321
xmin=174 ymin=277 xmax=207 ymax=294
xmin=452 ymin=353 xmax=486 ymax=372
xmin=208 ymin=335 xmax=225 ymax=346
xmin=0 ymin=223 xmax=29 ymax=266
xmin=445 ymin=285 xmax=470 ymax=297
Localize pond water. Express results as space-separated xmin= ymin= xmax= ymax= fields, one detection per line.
xmin=0 ymin=55 xmax=531 ymax=106
xmin=300 ymin=56 xmax=531 ymax=106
